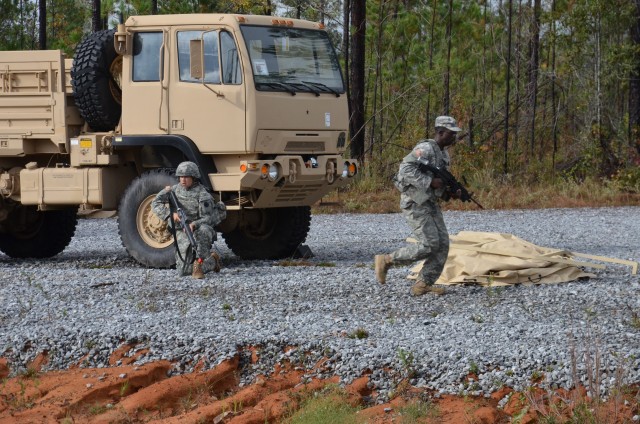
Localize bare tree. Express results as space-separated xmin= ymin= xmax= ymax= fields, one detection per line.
xmin=38 ymin=0 xmax=45 ymax=49
xmin=504 ymin=0 xmax=513 ymax=175
xmin=443 ymin=0 xmax=453 ymax=114
xmin=551 ymin=0 xmax=559 ymax=169
xmin=527 ymin=0 xmax=541 ymax=157
xmin=349 ymin=0 xmax=366 ymax=163
xmin=92 ymin=0 xmax=101 ymax=32
xmin=630 ymin=0 xmax=640 ymax=154
xmin=425 ymin=0 xmax=437 ymax=136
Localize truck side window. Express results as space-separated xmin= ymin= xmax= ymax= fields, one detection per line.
xmin=132 ymin=32 xmax=163 ymax=82
xmin=177 ymin=31 xmax=220 ymax=84
xmin=220 ymin=31 xmax=242 ymax=85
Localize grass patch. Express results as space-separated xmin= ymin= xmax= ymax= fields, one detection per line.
xmin=399 ymin=399 xmax=439 ymax=422
xmin=313 ymin=175 xmax=639 ymax=214
xmin=284 ymin=386 xmax=362 ymax=424
xmin=347 ymin=328 xmax=369 ymax=339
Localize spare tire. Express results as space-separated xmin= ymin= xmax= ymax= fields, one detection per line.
xmin=71 ymin=29 xmax=122 ymax=131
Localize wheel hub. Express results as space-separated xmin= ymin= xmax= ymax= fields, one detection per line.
xmin=136 ymin=195 xmax=172 ymax=248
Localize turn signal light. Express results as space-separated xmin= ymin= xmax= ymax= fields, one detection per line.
xmin=260 ymin=164 xmax=270 ymax=179
xmin=348 ymin=162 xmax=357 ymax=177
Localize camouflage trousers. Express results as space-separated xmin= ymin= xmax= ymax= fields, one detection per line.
xmin=389 ymin=202 xmax=449 ymax=285
xmin=174 ymin=224 xmax=218 ymax=277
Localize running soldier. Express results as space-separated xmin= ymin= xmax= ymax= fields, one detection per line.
xmin=374 ymin=116 xmax=461 ymax=295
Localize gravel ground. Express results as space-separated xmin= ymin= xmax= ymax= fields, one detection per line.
xmin=1 ymin=206 xmax=639 ymax=401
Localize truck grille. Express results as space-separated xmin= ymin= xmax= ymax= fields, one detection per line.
xmin=284 ymin=141 xmax=325 ymax=152
xmin=276 ymin=183 xmax=324 ymax=202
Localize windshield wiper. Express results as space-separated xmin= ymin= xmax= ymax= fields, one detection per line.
xmin=256 ymin=82 xmax=296 ymax=96
xmin=302 ymin=81 xmax=341 ymax=97
xmin=289 ymin=82 xmax=320 ymax=97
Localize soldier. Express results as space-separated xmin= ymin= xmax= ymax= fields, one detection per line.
xmin=152 ymin=161 xmax=226 ymax=279
xmin=374 ymin=116 xmax=462 ymax=296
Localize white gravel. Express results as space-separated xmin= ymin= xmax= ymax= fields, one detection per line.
xmin=1 ymin=206 xmax=639 ymax=400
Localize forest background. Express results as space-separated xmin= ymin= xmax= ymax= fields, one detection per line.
xmin=2 ymin=0 xmax=640 ymax=211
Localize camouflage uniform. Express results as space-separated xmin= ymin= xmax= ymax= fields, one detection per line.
xmin=375 ymin=116 xmax=461 ymax=294
xmin=390 ymin=140 xmax=451 ymax=285
xmin=152 ymin=162 xmax=227 ymax=277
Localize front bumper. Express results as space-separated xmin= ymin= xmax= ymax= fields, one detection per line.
xmin=210 ymin=155 xmax=357 ymax=208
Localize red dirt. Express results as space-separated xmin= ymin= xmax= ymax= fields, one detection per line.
xmin=0 ymin=347 xmax=637 ymax=423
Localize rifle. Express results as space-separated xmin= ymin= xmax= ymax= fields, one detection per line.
xmin=167 ymin=189 xmax=199 ymax=265
xmin=417 ymin=158 xmax=484 ymax=209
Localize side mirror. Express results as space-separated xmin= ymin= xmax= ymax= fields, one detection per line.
xmin=190 ymin=39 xmax=203 ymax=80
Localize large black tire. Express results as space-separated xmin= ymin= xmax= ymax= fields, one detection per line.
xmin=222 ymin=206 xmax=311 ymax=260
xmin=118 ymin=170 xmax=177 ymax=268
xmin=0 ymin=206 xmax=77 ymax=258
xmin=71 ymin=29 xmax=122 ymax=131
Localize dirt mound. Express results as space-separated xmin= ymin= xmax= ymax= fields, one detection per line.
xmin=0 ymin=348 xmax=637 ymax=423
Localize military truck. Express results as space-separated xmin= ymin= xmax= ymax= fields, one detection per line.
xmin=0 ymin=14 xmax=357 ymax=267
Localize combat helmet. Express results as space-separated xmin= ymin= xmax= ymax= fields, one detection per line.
xmin=175 ymin=161 xmax=201 ymax=179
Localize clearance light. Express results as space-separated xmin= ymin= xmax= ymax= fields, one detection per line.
xmin=240 ymin=163 xmax=248 ymax=173
xmin=271 ymin=19 xmax=294 ymax=26
xmin=317 ymin=23 xmax=325 ymax=30
xmin=236 ymin=16 xmax=247 ymax=23
xmin=260 ymin=164 xmax=269 ymax=179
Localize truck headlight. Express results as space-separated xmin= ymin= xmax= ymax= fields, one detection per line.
xmin=268 ymin=163 xmax=280 ymax=181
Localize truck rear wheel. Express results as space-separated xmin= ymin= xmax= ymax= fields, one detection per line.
xmin=0 ymin=206 xmax=77 ymax=258
xmin=71 ymin=29 xmax=122 ymax=131
xmin=118 ymin=170 xmax=176 ymax=268
xmin=222 ymin=206 xmax=311 ymax=260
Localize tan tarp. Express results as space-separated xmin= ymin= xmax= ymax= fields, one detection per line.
xmin=409 ymin=231 xmax=597 ymax=286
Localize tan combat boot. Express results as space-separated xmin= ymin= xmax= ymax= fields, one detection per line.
xmin=410 ymin=280 xmax=445 ymax=296
xmin=192 ymin=260 xmax=205 ymax=279
xmin=211 ymin=252 xmax=221 ymax=273
xmin=374 ymin=254 xmax=392 ymax=284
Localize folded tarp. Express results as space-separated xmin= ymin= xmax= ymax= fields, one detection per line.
xmin=409 ymin=231 xmax=597 ymax=286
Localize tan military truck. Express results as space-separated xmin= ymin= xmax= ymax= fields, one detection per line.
xmin=0 ymin=14 xmax=357 ymax=267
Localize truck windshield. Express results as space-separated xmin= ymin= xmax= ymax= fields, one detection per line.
xmin=240 ymin=25 xmax=344 ymax=95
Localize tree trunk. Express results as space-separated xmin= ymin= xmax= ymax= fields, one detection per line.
xmin=343 ymin=0 xmax=350 ymax=97
xmin=425 ymin=0 xmax=437 ymax=136
xmin=443 ymin=0 xmax=453 ymax=115
xmin=151 ymin=0 xmax=158 ymax=15
xmin=38 ymin=0 xmax=45 ymax=49
xmin=504 ymin=0 xmax=513 ymax=175
xmin=528 ymin=0 xmax=541 ymax=157
xmin=369 ymin=0 xmax=385 ymax=160
xmin=92 ymin=0 xmax=101 ymax=32
xmin=630 ymin=0 xmax=640 ymax=154
xmin=349 ymin=0 xmax=366 ymax=163
xmin=551 ymin=0 xmax=558 ymax=171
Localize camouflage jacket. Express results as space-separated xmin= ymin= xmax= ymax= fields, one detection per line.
xmin=394 ymin=139 xmax=451 ymax=208
xmin=152 ymin=183 xmax=226 ymax=230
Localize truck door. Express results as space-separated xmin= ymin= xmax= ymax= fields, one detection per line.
xmin=169 ymin=28 xmax=246 ymax=154
xmin=121 ymin=30 xmax=168 ymax=134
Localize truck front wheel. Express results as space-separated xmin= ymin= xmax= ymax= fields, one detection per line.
xmin=222 ymin=206 xmax=311 ymax=260
xmin=118 ymin=171 xmax=176 ymax=268
xmin=0 ymin=206 xmax=77 ymax=258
